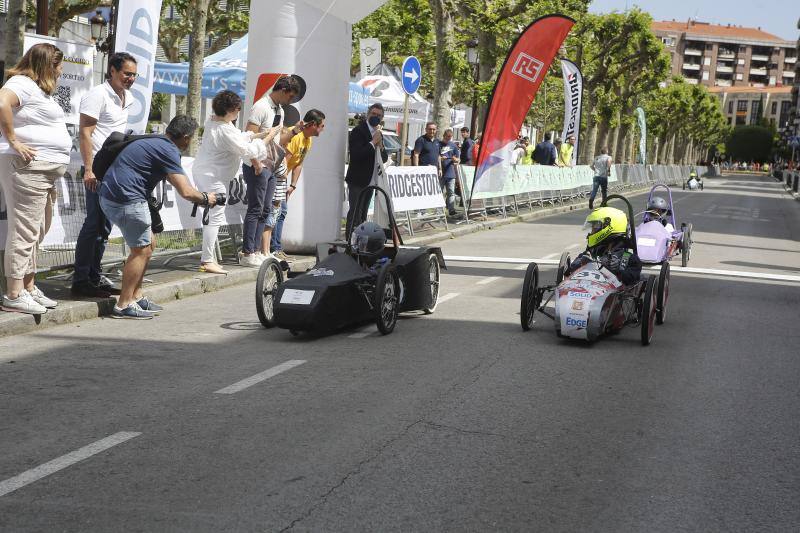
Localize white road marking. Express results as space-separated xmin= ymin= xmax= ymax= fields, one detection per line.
xmin=445 ymin=255 xmax=559 ymax=265
xmin=0 ymin=432 xmax=141 ymax=498
xmin=476 ymin=276 xmax=500 ymax=285
xmin=214 ymin=360 xmax=306 ymax=394
xmin=515 ymin=264 xmax=529 ymax=270
xmin=542 ymin=252 xmax=561 ymax=260
xmin=437 ymin=292 xmax=460 ymax=303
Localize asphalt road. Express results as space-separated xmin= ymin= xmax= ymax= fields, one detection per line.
xmin=1 ymin=173 xmax=798 ymax=532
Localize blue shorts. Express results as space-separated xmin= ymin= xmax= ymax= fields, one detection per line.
xmin=265 ymin=200 xmax=281 ymax=229
xmin=99 ymin=196 xmax=152 ymax=248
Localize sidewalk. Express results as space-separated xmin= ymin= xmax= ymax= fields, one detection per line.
xmin=0 ymin=192 xmax=618 ymax=339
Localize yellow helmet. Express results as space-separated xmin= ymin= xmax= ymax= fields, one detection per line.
xmin=584 ymin=207 xmax=628 ymax=248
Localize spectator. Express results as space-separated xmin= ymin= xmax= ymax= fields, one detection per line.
xmin=72 ymin=52 xmax=137 ymax=298
xmin=472 ymin=135 xmax=480 ymax=164
xmin=98 ymin=115 xmax=217 ymax=319
xmin=589 ymin=146 xmax=612 ymax=210
xmin=192 ymin=90 xmax=273 ymax=274
xmin=533 ymin=132 xmax=557 ymax=165
xmin=345 ymin=103 xmax=387 ymax=233
xmin=511 ymin=142 xmax=526 ymax=170
xmin=553 ymin=138 xmax=563 ymax=166
xmin=258 ymin=127 xmax=297 ymax=259
xmin=558 ymin=135 xmax=575 ymax=167
xmin=520 ymin=138 xmax=533 ymax=165
xmin=439 ymin=128 xmax=460 ymax=216
xmin=240 ymin=75 xmax=301 ymax=267
xmin=0 ymin=43 xmax=70 ymax=314
xmin=459 ymin=127 xmax=474 ymax=166
xmin=270 ymin=109 xmax=326 ymax=260
xmin=413 ymin=122 xmax=441 ymax=175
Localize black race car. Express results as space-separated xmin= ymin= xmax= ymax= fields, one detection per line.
xmin=254 ymin=186 xmax=445 ymax=336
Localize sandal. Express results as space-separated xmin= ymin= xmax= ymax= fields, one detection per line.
xmin=199 ymin=262 xmax=228 ymax=275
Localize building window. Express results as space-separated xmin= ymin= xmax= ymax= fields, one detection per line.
xmin=737 ymin=100 xmax=748 ymax=112
xmin=738 ymin=59 xmax=745 ymax=65
xmin=750 ymin=100 xmax=761 ymax=123
xmin=780 ymin=101 xmax=790 ymax=127
xmin=702 ymin=71 xmax=709 ymax=81
xmin=735 ymin=115 xmax=747 ymax=125
xmin=736 ymin=73 xmax=744 ymax=80
xmin=771 ymin=101 xmax=778 ymax=114
xmin=728 ymin=101 xmax=734 ymax=113
xmin=661 ymin=36 xmax=676 ymax=47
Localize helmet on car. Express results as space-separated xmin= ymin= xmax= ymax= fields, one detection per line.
xmin=350 ymin=221 xmax=386 ymax=258
xmin=689 ymin=169 xmax=698 ymax=178
xmin=584 ymin=207 xmax=628 ymax=248
xmin=647 ymin=196 xmax=669 ymax=213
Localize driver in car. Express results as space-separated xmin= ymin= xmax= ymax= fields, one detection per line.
xmin=566 ymin=207 xmax=642 ymax=285
xmin=646 ymin=196 xmax=675 ymax=233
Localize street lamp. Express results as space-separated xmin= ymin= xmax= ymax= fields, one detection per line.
xmin=90 ymin=10 xmax=110 ymax=52
xmin=466 ymin=38 xmax=479 ymax=136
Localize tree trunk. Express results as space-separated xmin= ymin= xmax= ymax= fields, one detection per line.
xmin=175 ymin=95 xmax=187 ymax=116
xmin=474 ymin=29 xmax=497 ymax=136
xmin=186 ymin=0 xmax=212 ymax=155
xmin=429 ymin=0 xmax=457 ymax=135
xmin=3 ymin=0 xmax=26 ymax=74
xmin=596 ymin=120 xmax=609 ymax=155
xmin=581 ymin=108 xmax=598 ymax=165
xmin=614 ymin=117 xmax=630 ymax=164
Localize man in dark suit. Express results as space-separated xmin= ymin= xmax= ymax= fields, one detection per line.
xmin=345 ymin=103 xmax=388 ymax=234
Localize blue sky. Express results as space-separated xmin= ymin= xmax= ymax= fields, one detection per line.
xmin=589 ymin=0 xmax=799 ymax=41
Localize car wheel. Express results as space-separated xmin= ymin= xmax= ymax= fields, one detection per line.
xmin=656 ymin=262 xmax=670 ymax=325
xmin=520 ymin=262 xmax=539 ymax=331
xmin=640 ymin=276 xmax=657 ymax=346
xmin=375 ymin=263 xmax=399 ymax=335
xmin=556 ymin=251 xmax=571 ymax=285
xmin=423 ymin=253 xmax=440 ymax=314
xmin=255 ymin=258 xmax=283 ymax=328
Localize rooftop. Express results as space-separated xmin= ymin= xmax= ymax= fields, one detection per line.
xmin=652 ymin=20 xmax=793 ymax=45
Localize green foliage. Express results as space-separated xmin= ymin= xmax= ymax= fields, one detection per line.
xmin=726 ymin=125 xmax=775 ymax=163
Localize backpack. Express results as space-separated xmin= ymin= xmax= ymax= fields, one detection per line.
xmin=92 ymin=132 xmax=167 ymax=180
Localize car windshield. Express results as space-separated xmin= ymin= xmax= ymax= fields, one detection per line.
xmin=382 ymin=134 xmax=401 ymax=151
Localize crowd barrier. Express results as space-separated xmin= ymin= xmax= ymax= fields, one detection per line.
xmin=782 ymin=170 xmax=800 ymax=193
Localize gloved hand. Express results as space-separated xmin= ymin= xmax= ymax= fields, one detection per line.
xmin=607 ymin=254 xmax=621 ymax=271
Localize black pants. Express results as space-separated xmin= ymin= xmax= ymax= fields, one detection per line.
xmin=346 ymin=182 xmax=373 ymax=236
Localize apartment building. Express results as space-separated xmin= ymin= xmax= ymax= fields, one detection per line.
xmin=710 ymin=86 xmax=793 ymax=128
xmin=652 ymin=19 xmax=796 ymax=88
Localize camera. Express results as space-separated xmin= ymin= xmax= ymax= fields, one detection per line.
xmin=147 ymin=196 xmax=164 ymax=234
xmin=215 ymin=192 xmax=227 ymax=206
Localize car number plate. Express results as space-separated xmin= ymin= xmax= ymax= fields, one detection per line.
xmin=637 ymin=237 xmax=656 ymax=247
xmin=280 ymin=289 xmax=315 ymax=305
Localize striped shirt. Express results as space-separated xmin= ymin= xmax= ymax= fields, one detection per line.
xmin=273 ymin=160 xmax=288 ymax=201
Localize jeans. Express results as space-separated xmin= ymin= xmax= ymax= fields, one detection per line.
xmin=589 ymin=175 xmax=608 ymax=209
xmin=442 ymin=178 xmax=456 ymax=213
xmin=241 ymin=163 xmax=274 ymax=254
xmin=99 ymin=196 xmax=151 ymax=248
xmin=73 ymin=183 xmax=113 ymax=285
xmin=270 ymin=200 xmax=288 ymax=252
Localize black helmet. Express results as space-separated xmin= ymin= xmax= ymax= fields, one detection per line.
xmin=350 ymin=221 xmax=386 ymax=258
xmin=647 ymin=196 xmax=668 ymax=212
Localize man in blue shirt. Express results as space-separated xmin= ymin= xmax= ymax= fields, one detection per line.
xmin=412 ymin=122 xmax=442 ymax=176
xmin=439 ymin=128 xmax=460 ymax=216
xmin=459 ymin=127 xmax=474 ymax=165
xmin=533 ymin=132 xmax=558 ymax=166
xmin=99 ymin=115 xmax=217 ymax=319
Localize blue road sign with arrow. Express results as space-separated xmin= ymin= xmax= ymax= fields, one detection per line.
xmin=401 ymin=56 xmax=422 ymax=95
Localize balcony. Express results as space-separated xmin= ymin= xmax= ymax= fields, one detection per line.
xmin=784 ymin=71 xmax=796 ymax=78
xmin=685 ymin=78 xmax=699 ymax=84
xmin=750 ymin=67 xmax=767 ymax=76
xmin=715 ymin=79 xmax=732 ymax=87
xmin=785 ymin=56 xmax=797 ymax=64
xmin=751 ymin=54 xmax=769 ymax=62
xmin=683 ymin=63 xmax=701 ymax=71
xmin=684 ymin=48 xmax=702 ymax=56
xmin=716 ymin=64 xmax=734 ymax=73
xmin=718 ymin=51 xmax=736 ymax=60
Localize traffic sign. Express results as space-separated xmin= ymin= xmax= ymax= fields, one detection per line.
xmin=790 ymin=136 xmax=800 ymax=149
xmin=401 ymin=56 xmax=422 ymax=95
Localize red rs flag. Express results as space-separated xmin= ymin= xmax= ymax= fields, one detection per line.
xmin=473 ymin=14 xmax=575 ymax=194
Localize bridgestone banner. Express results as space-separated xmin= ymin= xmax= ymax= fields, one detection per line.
xmin=115 ymin=0 xmax=163 ymax=133
xmin=385 ymin=166 xmax=446 ymax=212
xmin=560 ymin=58 xmax=582 ymax=166
xmin=23 ymin=34 xmax=94 ymax=125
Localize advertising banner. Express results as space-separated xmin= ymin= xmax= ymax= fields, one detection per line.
xmin=635 ymin=106 xmax=647 ymax=165
xmin=385 ymin=166 xmax=445 ymax=212
xmin=115 ymin=0 xmax=163 ymax=133
xmin=22 ymin=33 xmax=94 ymax=125
xmin=560 ymin=58 xmax=583 ymax=166
xmin=473 ymin=14 xmax=575 ymax=194
xmin=359 ymin=38 xmax=381 ymax=78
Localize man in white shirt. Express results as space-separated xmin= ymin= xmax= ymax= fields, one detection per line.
xmin=239 ymin=75 xmax=302 ymax=266
xmin=589 ymin=146 xmax=613 ymax=210
xmin=71 ymin=53 xmax=136 ymax=297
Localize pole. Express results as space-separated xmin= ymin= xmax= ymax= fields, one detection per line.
xmin=35 ymin=0 xmax=48 ymax=35
xmin=401 ymin=93 xmax=410 ymax=166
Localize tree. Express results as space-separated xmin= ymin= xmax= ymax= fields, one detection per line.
xmin=726 ymin=125 xmax=774 ymax=163
xmin=428 ymin=0 xmax=459 ymax=134
xmin=3 ymin=0 xmax=26 ymax=72
xmin=48 ymin=0 xmax=112 ymax=36
xmin=185 ymin=0 xmax=212 ymax=155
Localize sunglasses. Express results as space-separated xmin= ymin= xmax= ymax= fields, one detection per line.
xmin=121 ymin=71 xmax=138 ymax=79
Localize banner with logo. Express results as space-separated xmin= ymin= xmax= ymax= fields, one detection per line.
xmin=22 ymin=33 xmax=94 ymax=125
xmin=461 ymin=164 xmax=616 ymax=201
xmin=115 ymin=0 xmax=163 ymax=133
xmin=635 ymin=106 xmax=647 ymax=164
xmin=385 ymin=166 xmax=446 ymax=212
xmin=359 ymin=38 xmax=381 ymax=78
xmin=473 ymin=14 xmax=575 ymax=195
xmin=560 ymin=58 xmax=582 ymax=166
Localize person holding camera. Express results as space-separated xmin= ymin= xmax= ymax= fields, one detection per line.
xmin=192 ymin=90 xmax=272 ymax=274
xmin=99 ymin=115 xmax=217 ymax=319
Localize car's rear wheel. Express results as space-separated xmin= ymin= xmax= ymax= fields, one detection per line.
xmin=255 ymin=258 xmax=284 ymax=328
xmin=423 ymin=253 xmax=440 ymax=314
xmin=656 ymin=262 xmax=670 ymax=324
xmin=641 ymin=276 xmax=657 ymax=346
xmin=520 ymin=262 xmax=540 ymax=331
xmin=375 ymin=263 xmax=399 ymax=335
xmin=556 ymin=251 xmax=571 ymax=284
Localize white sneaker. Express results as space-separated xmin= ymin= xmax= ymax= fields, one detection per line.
xmin=2 ymin=290 xmax=47 ymax=315
xmin=29 ymin=285 xmax=58 ymax=308
xmin=256 ymin=252 xmax=275 ymax=262
xmin=239 ymin=252 xmax=262 ymax=267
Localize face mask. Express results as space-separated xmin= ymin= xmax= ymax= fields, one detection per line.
xmin=368 ymin=115 xmax=381 ymax=127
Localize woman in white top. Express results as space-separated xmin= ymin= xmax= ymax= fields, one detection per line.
xmin=192 ymin=90 xmax=273 ymax=274
xmin=0 ymin=43 xmax=71 ymax=315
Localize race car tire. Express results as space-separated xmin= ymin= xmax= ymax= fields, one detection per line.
xmin=656 ymin=262 xmax=670 ymax=325
xmin=375 ymin=263 xmax=399 ymax=335
xmin=556 ymin=251 xmax=571 ymax=284
xmin=423 ymin=253 xmax=441 ymax=314
xmin=255 ymin=258 xmax=284 ymax=328
xmin=641 ymin=276 xmax=657 ymax=346
xmin=520 ymin=262 xmax=540 ymax=331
